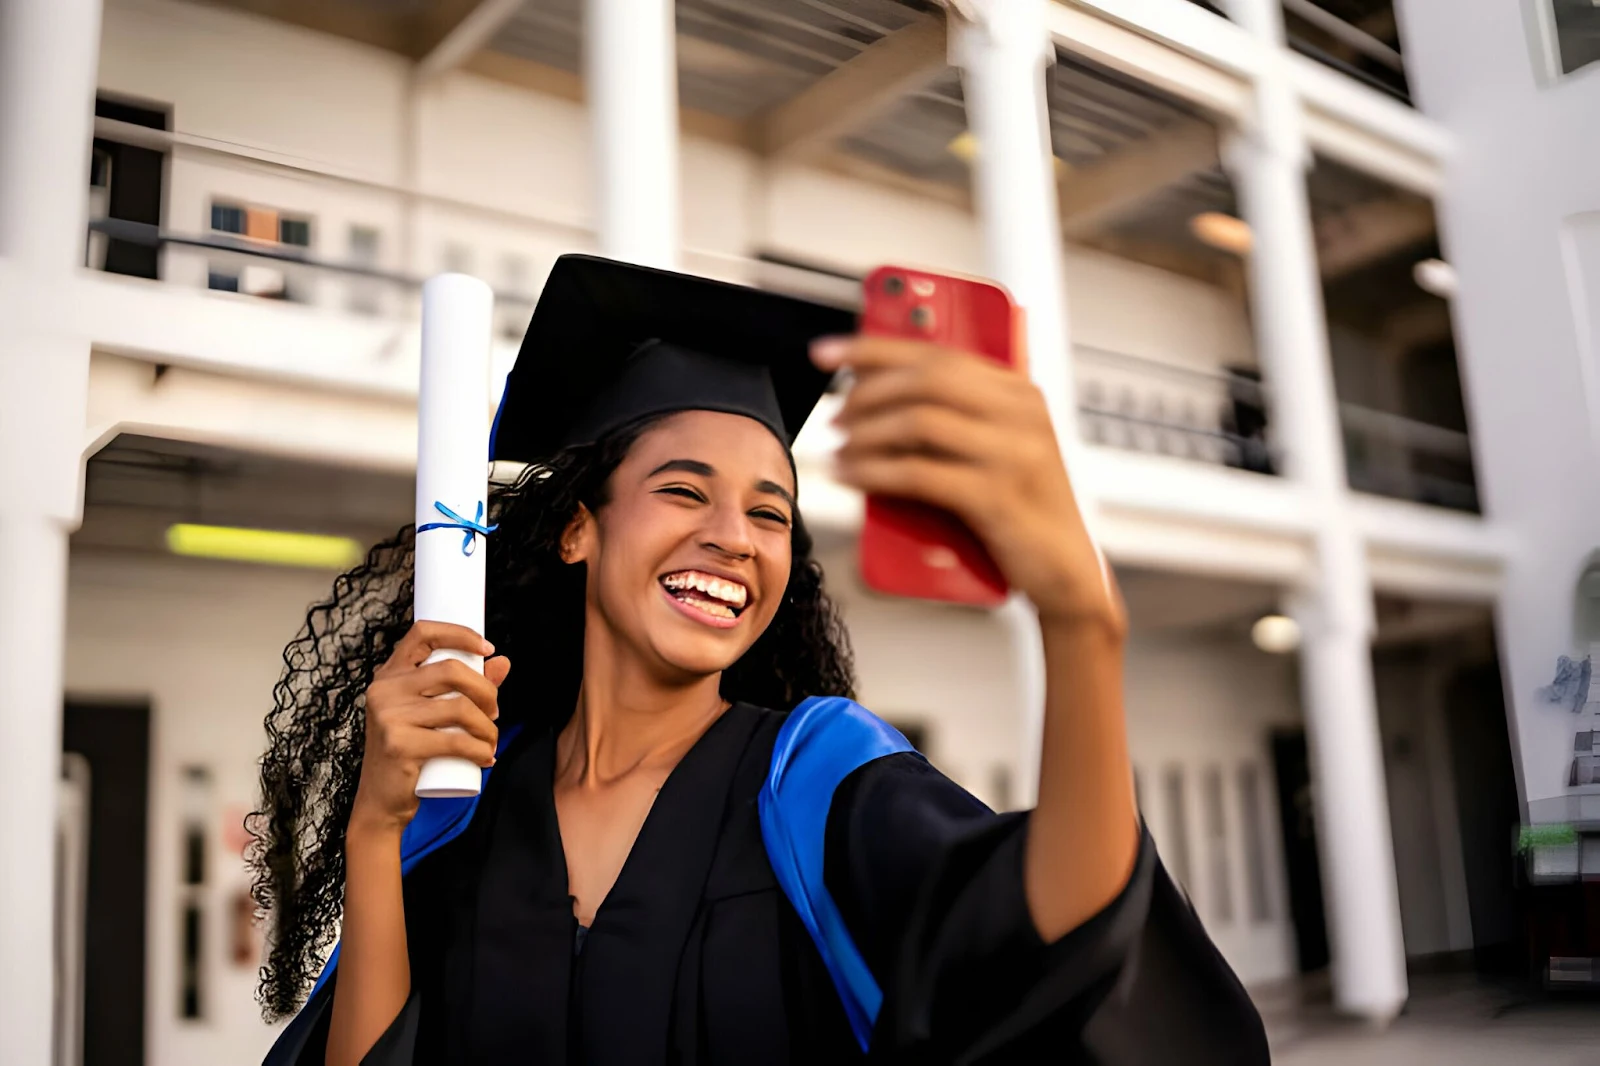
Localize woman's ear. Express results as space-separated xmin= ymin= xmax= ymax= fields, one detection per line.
xmin=560 ymin=504 xmax=595 ymax=565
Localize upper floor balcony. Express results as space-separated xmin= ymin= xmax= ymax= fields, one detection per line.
xmin=65 ymin=0 xmax=1504 ymax=599
xmin=1179 ymin=0 xmax=1411 ymax=103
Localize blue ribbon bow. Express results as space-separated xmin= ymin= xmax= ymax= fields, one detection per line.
xmin=417 ymin=500 xmax=498 ymax=556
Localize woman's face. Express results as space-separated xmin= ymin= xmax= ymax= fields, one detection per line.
xmin=567 ymin=410 xmax=797 ymax=684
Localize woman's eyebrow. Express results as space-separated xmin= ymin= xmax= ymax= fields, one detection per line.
xmin=755 ymin=480 xmax=797 ymax=511
xmin=647 ymin=459 xmax=793 ymax=509
xmin=648 ymin=458 xmax=715 ymax=478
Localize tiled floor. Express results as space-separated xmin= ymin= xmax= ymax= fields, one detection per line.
xmin=1262 ymin=973 xmax=1600 ymax=1065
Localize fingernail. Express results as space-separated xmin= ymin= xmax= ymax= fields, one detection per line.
xmin=811 ymin=336 xmax=848 ymax=367
xmin=481 ymin=640 xmax=495 ymax=655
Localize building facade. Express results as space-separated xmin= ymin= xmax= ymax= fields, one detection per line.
xmin=1 ymin=0 xmax=1596 ymax=1062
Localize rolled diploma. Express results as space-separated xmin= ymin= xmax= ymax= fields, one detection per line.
xmin=413 ymin=273 xmax=495 ymax=798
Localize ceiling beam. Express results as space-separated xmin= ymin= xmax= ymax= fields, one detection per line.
xmin=1057 ymin=119 xmax=1220 ymax=237
xmin=461 ymin=51 xmax=754 ymax=149
xmin=752 ymin=16 xmax=949 ymax=161
xmin=1315 ymin=198 xmax=1436 ymax=278
xmin=416 ymin=0 xmax=527 ymax=80
xmin=815 ymin=150 xmax=973 ymax=213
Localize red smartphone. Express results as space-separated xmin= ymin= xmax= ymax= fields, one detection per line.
xmin=856 ymin=265 xmax=1021 ymax=608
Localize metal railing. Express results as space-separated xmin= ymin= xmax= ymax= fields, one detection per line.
xmin=1179 ymin=0 xmax=1411 ymax=104
xmin=1074 ymin=345 xmax=1479 ymax=512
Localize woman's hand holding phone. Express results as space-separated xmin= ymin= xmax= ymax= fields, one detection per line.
xmin=811 ymin=334 xmax=1120 ymax=634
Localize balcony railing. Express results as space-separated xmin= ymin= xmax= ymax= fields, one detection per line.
xmin=1075 ymin=345 xmax=1479 ymax=512
xmin=1180 ymin=0 xmax=1411 ymax=104
xmin=88 ymin=215 xmax=537 ymax=333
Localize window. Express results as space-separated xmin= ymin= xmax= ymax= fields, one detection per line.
xmin=989 ymin=764 xmax=1015 ymax=813
xmin=347 ymin=225 xmax=382 ymax=316
xmin=210 ymin=203 xmax=245 ymax=235
xmin=1163 ymin=766 xmax=1193 ymax=891
xmin=1202 ymin=766 xmax=1234 ymax=922
xmin=86 ymin=147 xmax=113 ymax=270
xmin=1238 ymin=764 xmax=1274 ymax=922
xmin=349 ymin=225 xmax=380 ymax=263
xmin=1549 ymin=0 xmax=1600 ymax=76
xmin=279 ymin=216 xmax=311 ymax=248
xmin=497 ymin=253 xmax=533 ymax=340
xmin=442 ymin=242 xmax=474 ymax=276
xmin=178 ymin=766 xmax=212 ymax=1021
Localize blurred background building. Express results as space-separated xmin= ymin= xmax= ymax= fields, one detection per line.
xmin=1 ymin=0 xmax=1599 ymax=1062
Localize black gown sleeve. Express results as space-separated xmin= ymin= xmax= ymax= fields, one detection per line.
xmin=261 ymin=977 xmax=423 ymax=1066
xmin=261 ymin=842 xmax=456 ymax=1066
xmin=823 ymin=753 xmax=1269 ymax=1064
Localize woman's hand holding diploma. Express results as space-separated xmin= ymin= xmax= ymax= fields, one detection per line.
xmin=813 ymin=334 xmax=1137 ymax=944
xmin=348 ymin=621 xmax=510 ymax=837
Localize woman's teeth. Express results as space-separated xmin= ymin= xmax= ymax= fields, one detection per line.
xmin=689 ymin=598 xmax=736 ymax=619
xmin=661 ymin=571 xmax=748 ymax=609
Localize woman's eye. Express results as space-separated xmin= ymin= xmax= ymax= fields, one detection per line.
xmin=656 ymin=486 xmax=705 ymax=502
xmin=751 ymin=509 xmax=791 ymax=526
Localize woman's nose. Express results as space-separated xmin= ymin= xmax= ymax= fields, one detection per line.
xmin=700 ymin=504 xmax=755 ymax=560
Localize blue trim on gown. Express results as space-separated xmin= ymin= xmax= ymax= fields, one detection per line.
xmin=758 ymin=696 xmax=915 ymax=1050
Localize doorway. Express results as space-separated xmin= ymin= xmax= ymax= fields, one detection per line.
xmin=1270 ymin=729 xmax=1331 ymax=973
xmin=90 ymin=96 xmax=167 ymax=280
xmin=1442 ymin=659 xmax=1522 ymax=974
xmin=61 ymin=701 xmax=151 ymax=1066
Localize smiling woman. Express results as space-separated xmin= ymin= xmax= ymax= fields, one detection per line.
xmin=250 ymin=256 xmax=1266 ymax=1066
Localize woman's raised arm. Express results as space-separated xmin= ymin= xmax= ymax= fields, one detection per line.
xmin=325 ymin=622 xmax=506 ymax=1066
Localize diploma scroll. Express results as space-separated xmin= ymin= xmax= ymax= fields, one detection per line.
xmin=414 ymin=273 xmax=496 ymax=799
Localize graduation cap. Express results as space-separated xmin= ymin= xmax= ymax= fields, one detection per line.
xmin=491 ymin=255 xmax=855 ymax=464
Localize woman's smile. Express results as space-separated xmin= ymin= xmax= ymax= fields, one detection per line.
xmin=659 ymin=569 xmax=750 ymax=628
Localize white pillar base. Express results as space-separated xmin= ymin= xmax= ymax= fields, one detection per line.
xmin=1293 ymin=607 xmax=1409 ymax=1020
xmin=0 ymin=515 xmax=72 ymax=1064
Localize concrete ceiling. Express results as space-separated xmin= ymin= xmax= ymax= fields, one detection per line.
xmin=168 ymin=2 xmax=1437 ymax=318
xmin=75 ymin=434 xmax=413 ymax=559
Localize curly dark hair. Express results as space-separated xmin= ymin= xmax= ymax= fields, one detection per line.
xmin=246 ymin=416 xmax=856 ymax=1020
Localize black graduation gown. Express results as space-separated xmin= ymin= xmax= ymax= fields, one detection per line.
xmin=266 ymin=703 xmax=1267 ymax=1065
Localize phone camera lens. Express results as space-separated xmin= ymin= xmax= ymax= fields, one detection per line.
xmin=909 ymin=305 xmax=934 ymax=330
xmin=882 ymin=275 xmax=905 ymax=296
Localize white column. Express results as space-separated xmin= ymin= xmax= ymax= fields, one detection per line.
xmin=0 ymin=0 xmax=103 ymax=1061
xmin=950 ymin=0 xmax=1083 ymax=808
xmin=585 ymin=0 xmax=680 ymax=269
xmin=1223 ymin=0 xmax=1408 ymax=1021
xmin=948 ymin=0 xmax=1077 ymax=444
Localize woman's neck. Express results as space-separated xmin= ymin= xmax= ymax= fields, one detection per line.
xmin=556 ymin=625 xmax=729 ymax=788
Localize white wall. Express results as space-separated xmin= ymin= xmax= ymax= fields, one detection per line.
xmin=98 ymin=0 xmax=409 ymax=181
xmin=1121 ymin=635 xmax=1300 ymax=986
xmin=1397 ymin=0 xmax=1600 ymax=814
xmin=64 ymin=550 xmax=324 ymax=1066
